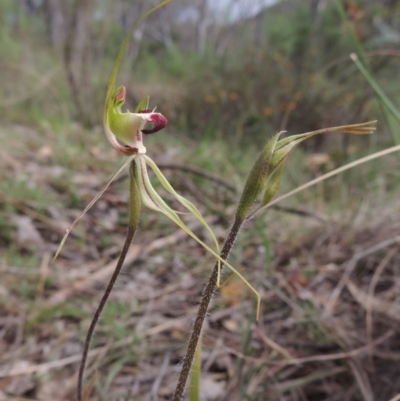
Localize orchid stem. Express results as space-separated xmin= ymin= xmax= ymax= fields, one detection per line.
xmin=77 ymin=161 xmax=141 ymax=401
xmin=172 ymin=215 xmax=245 ymax=401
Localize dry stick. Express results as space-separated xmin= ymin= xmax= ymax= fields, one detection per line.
xmin=0 ymin=189 xmax=68 ymax=235
xmin=47 ymin=218 xmax=216 ymax=307
xmin=348 ymin=360 xmax=373 ymax=401
xmin=77 ymin=162 xmax=140 ymax=401
xmin=172 ymin=215 xmax=244 ymax=401
xmin=366 ymin=248 xmax=396 ymax=370
xmin=114 ymin=162 xmax=237 ymax=192
xmin=113 ymin=163 xmax=325 ymax=222
xmin=324 ymin=235 xmax=400 ymax=317
xmin=0 ymin=318 xmax=185 ymax=378
xmin=155 ymin=164 xmax=326 ymax=221
xmin=151 ymin=352 xmax=171 ymax=401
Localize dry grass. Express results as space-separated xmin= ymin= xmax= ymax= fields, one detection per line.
xmin=0 ymin=124 xmax=400 ymax=401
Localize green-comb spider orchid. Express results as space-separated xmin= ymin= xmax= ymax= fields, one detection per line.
xmin=54 ymin=84 xmax=261 ymax=315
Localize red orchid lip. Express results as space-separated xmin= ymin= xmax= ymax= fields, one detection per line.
xmin=142 ymin=113 xmax=168 ymax=135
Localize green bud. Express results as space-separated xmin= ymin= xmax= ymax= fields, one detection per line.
xmin=261 ymin=155 xmax=288 ymax=206
xmin=270 ymin=121 xmax=377 ymax=172
xmin=235 ymin=121 xmax=376 ymax=219
xmin=236 ymin=132 xmax=283 ymax=219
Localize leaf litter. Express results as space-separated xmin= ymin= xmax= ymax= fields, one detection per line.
xmin=0 ymin=124 xmax=400 ymax=400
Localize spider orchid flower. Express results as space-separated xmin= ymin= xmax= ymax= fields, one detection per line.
xmin=53 ymin=84 xmax=258 ymax=308
xmin=108 ymin=89 xmax=259 ymax=305
xmin=104 ymin=85 xmax=167 ymax=156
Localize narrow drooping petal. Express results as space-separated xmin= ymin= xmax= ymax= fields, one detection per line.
xmin=134 ymin=155 xmax=165 ymax=212
xmin=134 ymin=155 xmax=261 ymax=318
xmin=144 ymin=155 xmax=220 ymax=257
xmin=53 ymin=155 xmax=136 ymax=262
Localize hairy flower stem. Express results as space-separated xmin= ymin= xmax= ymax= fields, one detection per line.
xmin=172 ymin=215 xmax=245 ymax=401
xmin=78 ymin=162 xmax=141 ymax=401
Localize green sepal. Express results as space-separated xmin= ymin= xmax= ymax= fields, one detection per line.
xmin=261 ymin=155 xmax=288 ymax=206
xmin=107 ymin=107 xmax=136 ymax=146
xmin=236 ymin=131 xmax=283 ymax=219
xmin=135 ymin=96 xmax=150 ymax=112
xmin=270 ymin=121 xmax=376 ymax=171
xmin=269 ymin=133 xmax=311 ymax=171
xmin=113 ymin=86 xmax=126 ymax=107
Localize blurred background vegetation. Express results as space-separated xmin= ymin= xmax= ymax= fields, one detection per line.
xmin=1 ymin=0 xmax=400 ymax=400
xmin=1 ymin=0 xmax=399 ymax=140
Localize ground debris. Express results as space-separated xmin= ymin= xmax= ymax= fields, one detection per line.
xmin=1 ymin=125 xmax=400 ymax=400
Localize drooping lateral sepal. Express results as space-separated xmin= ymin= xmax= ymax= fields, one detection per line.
xmin=261 ymin=155 xmax=288 ymax=207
